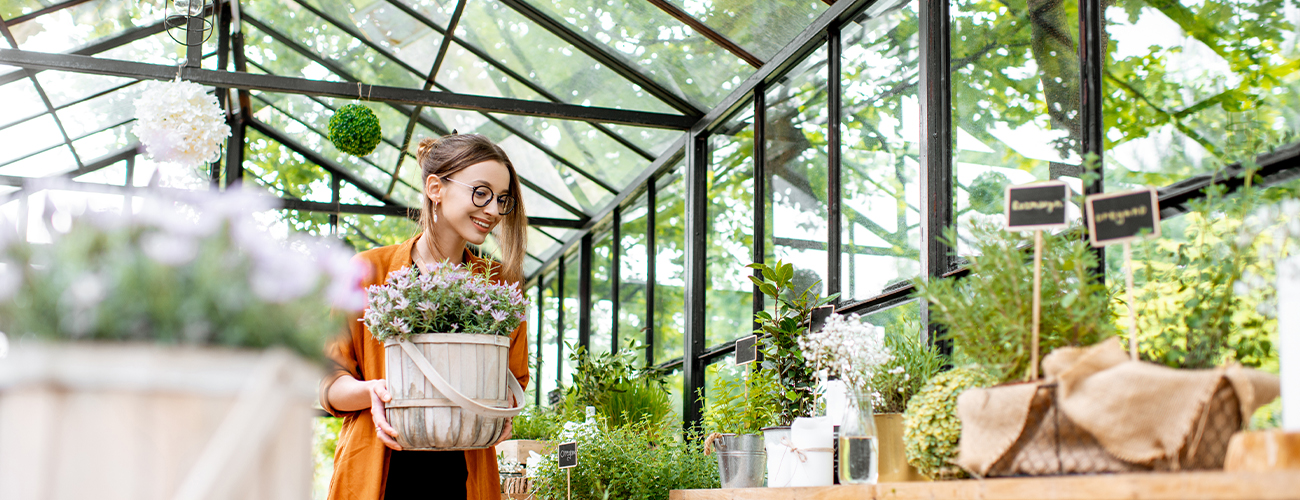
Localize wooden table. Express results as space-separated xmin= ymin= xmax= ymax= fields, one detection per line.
xmin=670 ymin=471 xmax=1300 ymax=500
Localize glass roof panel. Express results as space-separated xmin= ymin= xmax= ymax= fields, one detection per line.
xmin=448 ymin=0 xmax=676 ymax=113
xmin=72 ymin=159 xmax=129 ymax=186
xmin=242 ymin=1 xmax=423 ymax=89
xmin=0 ymin=79 xmax=46 ymax=129
xmin=71 ymin=122 xmax=136 ymax=163
xmin=0 ymin=145 xmax=75 ymax=178
xmin=519 ymin=0 xmax=753 ymax=108
xmin=433 ymin=40 xmax=551 ymax=101
xmin=489 ymin=113 xmax=644 ymax=189
xmin=519 ymin=183 xmax=582 ymax=219
xmin=244 ymin=25 xmax=347 ymax=83
xmin=34 ymin=72 xmax=136 ymax=109
xmin=600 ymin=123 xmax=680 ymax=157
xmin=660 ymin=0 xmax=826 ymax=62
xmin=98 ymin=29 xmax=191 ymax=66
xmin=7 ymin=0 xmax=164 ymax=53
xmin=2 ymin=1 xmax=55 ymax=21
xmin=302 ymin=0 xmax=447 ymax=74
xmin=250 ymin=96 xmax=400 ymax=197
xmin=244 ymin=128 xmax=334 ymax=203
xmin=0 ymin=114 xmax=64 ymax=166
xmin=56 ymin=83 xmax=143 ymax=138
xmin=525 ymin=225 xmax=562 ymax=258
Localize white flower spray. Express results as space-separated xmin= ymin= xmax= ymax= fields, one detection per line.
xmin=798 ymin=312 xmax=893 ymax=400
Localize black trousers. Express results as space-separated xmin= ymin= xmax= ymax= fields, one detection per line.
xmin=385 ymin=450 xmax=468 ymax=500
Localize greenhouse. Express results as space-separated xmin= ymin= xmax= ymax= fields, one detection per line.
xmin=0 ymin=0 xmax=1298 ymax=498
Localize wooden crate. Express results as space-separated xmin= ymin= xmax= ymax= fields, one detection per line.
xmin=0 ymin=342 xmax=320 ymax=500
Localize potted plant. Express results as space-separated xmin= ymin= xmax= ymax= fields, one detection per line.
xmin=866 ymin=321 xmax=946 ymax=482
xmin=361 ymin=259 xmax=529 ymax=450
xmin=529 ymin=418 xmax=718 ymax=500
xmin=0 ymin=191 xmax=360 ymax=500
xmin=747 ymin=260 xmax=838 ymax=487
xmin=701 ymin=363 xmax=781 ymax=488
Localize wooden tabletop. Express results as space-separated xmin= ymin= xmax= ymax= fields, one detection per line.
xmin=670 ymin=471 xmax=1300 ymax=500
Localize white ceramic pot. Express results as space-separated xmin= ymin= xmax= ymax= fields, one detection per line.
xmin=763 ymin=416 xmax=834 ymax=487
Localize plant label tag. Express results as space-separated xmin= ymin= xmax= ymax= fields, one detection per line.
xmin=548 ymin=389 xmax=563 ymax=406
xmin=558 ymin=441 xmax=578 ymax=469
xmin=1085 ymin=187 xmax=1161 ymax=247
xmin=810 ymin=305 xmax=835 ymax=333
xmin=735 ymin=335 xmax=758 ymax=365
xmin=1005 ymin=181 xmax=1071 ymax=231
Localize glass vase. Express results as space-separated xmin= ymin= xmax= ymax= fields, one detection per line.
xmin=838 ymin=388 xmax=879 ymax=484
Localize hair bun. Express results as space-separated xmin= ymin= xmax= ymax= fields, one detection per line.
xmin=416 ymin=137 xmax=438 ymax=159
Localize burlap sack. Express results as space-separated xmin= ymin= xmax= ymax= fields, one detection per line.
xmin=956 ymin=338 xmax=1280 ymax=477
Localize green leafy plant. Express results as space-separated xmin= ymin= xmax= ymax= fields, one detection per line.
xmin=510 ymin=405 xmax=567 ymax=441
xmin=0 ymin=192 xmax=360 ymax=363
xmin=563 ymin=342 xmax=673 ymax=430
xmin=748 ymin=260 xmax=838 ymax=424
xmin=1129 ymin=172 xmax=1299 ymax=369
xmin=870 ymin=320 xmax=948 ymax=414
xmin=913 ymin=224 xmax=1115 ymax=383
xmin=700 ymin=363 xmax=781 ymax=435
xmin=530 ymin=419 xmax=718 ymax=500
xmin=327 ymin=103 xmax=382 ymax=157
xmin=902 ymin=366 xmax=995 ymax=480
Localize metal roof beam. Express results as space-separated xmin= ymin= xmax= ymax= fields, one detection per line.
xmin=642 ymin=0 xmax=763 ymax=68
xmin=490 ymin=0 xmax=705 ymax=117
xmin=0 ymin=48 xmax=694 ymax=130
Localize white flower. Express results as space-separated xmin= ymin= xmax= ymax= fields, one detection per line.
xmin=799 ymin=313 xmax=893 ymax=390
xmin=133 ymin=79 xmax=230 ymax=167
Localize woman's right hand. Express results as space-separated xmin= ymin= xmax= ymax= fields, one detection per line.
xmin=365 ymin=379 xmax=403 ymax=451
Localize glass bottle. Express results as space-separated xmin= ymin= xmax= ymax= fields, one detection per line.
xmin=838 ymin=388 xmax=879 ymax=484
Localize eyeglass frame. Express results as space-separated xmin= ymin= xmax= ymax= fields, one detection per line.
xmin=440 ymin=176 xmax=517 ymax=215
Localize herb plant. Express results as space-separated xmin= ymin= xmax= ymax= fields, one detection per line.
xmin=361 ymin=261 xmax=528 ymax=342
xmin=748 ymin=260 xmax=838 ymax=424
xmin=870 ymin=320 xmax=947 ymax=414
xmin=700 ymin=363 xmax=781 ymax=435
xmin=912 ymin=224 xmax=1115 ymax=383
xmin=901 ymin=366 xmax=994 ymax=480
xmin=0 ymin=191 xmax=362 ymax=362
xmin=530 ymin=419 xmax=719 ymax=500
xmin=562 ymin=342 xmax=673 ymax=429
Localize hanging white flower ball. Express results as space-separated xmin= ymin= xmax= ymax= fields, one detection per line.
xmin=133 ymin=79 xmax=231 ymax=167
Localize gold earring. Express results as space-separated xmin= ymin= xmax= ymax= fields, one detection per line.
xmin=433 ymin=201 xmax=439 ymax=224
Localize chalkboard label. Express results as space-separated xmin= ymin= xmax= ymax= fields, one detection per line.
xmin=810 ymin=305 xmax=835 ymax=333
xmin=1005 ymin=181 xmax=1071 ymax=231
xmin=1085 ymin=187 xmax=1161 ymax=247
xmin=548 ymin=389 xmax=563 ymax=406
xmin=558 ymin=441 xmax=578 ymax=469
xmin=735 ymin=335 xmax=758 ymax=365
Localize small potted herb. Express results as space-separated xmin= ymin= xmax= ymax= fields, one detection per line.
xmin=701 ymin=364 xmax=781 ymax=488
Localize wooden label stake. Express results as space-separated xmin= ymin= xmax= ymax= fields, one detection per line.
xmin=1085 ymin=187 xmax=1161 ymax=361
xmin=1005 ymin=181 xmax=1070 ymax=381
xmin=1031 ymin=230 xmax=1043 ymax=380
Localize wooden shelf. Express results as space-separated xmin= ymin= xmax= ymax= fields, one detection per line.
xmin=670 ymin=471 xmax=1300 ymax=500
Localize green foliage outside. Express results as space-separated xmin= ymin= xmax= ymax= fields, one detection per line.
xmin=748 ymin=260 xmax=838 ymax=424
xmin=561 ymin=343 xmax=675 ymax=430
xmin=530 ymin=419 xmax=719 ymax=500
xmin=914 ymin=224 xmax=1116 ymax=383
xmin=511 ymin=405 xmax=569 ymax=442
xmin=902 ymin=366 xmax=996 ymax=480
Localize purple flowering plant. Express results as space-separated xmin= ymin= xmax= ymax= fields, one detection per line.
xmin=362 ymin=260 xmax=529 ymax=342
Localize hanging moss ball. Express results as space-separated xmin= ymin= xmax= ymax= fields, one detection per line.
xmin=328 ymin=104 xmax=382 ymax=157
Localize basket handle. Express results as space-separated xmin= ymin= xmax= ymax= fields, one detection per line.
xmin=397 ymin=340 xmax=526 ymax=419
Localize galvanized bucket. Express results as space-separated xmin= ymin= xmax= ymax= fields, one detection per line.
xmin=714 ymin=434 xmax=766 ymax=488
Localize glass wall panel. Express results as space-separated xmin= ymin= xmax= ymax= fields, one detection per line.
xmin=654 ymin=164 xmax=688 ymax=364
xmin=591 ymin=231 xmax=615 ymax=356
xmin=1103 ymin=0 xmax=1300 ymax=190
xmin=840 ymin=0 xmax=923 ymax=300
xmin=951 ymin=0 xmax=1083 ymax=257
xmin=561 ymin=252 xmax=581 ymax=387
xmin=707 ymin=106 xmax=756 ymax=348
xmin=765 ymin=44 xmax=830 ymax=299
xmin=539 ymin=272 xmax=561 ymax=405
xmin=619 ymin=193 xmax=651 ymax=366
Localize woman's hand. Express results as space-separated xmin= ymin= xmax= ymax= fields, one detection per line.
xmin=327 ymin=376 xmax=403 ymax=450
xmin=493 ymin=392 xmax=517 ymax=446
xmin=366 ymin=379 xmax=403 ymax=451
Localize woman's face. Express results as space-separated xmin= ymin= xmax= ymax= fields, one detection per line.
xmin=428 ymin=160 xmax=512 ymax=246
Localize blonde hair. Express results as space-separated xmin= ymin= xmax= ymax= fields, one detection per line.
xmin=416 ymin=134 xmax=528 ymax=283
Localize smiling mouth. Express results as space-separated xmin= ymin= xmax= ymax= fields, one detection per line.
xmin=472 ymin=218 xmax=491 ymax=230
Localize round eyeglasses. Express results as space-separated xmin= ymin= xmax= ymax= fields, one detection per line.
xmin=442 ymin=177 xmax=517 ymax=215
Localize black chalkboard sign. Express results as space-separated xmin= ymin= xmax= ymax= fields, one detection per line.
xmin=548 ymin=389 xmax=563 ymax=406
xmin=1004 ymin=181 xmax=1071 ymax=231
xmin=558 ymin=441 xmax=578 ymax=469
xmin=734 ymin=335 xmax=758 ymax=365
xmin=809 ymin=305 xmax=835 ymax=333
xmin=1085 ymin=187 xmax=1160 ymax=247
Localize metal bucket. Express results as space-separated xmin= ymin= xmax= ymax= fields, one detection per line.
xmin=714 ymin=434 xmax=766 ymax=488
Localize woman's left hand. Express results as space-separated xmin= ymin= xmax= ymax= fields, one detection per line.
xmin=493 ymin=392 xmax=516 ymax=446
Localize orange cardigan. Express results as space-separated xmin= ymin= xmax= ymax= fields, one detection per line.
xmin=320 ymin=235 xmax=530 ymax=500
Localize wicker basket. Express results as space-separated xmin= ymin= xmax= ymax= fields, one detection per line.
xmin=384 ymin=334 xmax=525 ymax=450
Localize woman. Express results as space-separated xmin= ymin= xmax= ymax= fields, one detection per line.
xmin=319 ymin=134 xmax=530 ymax=500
